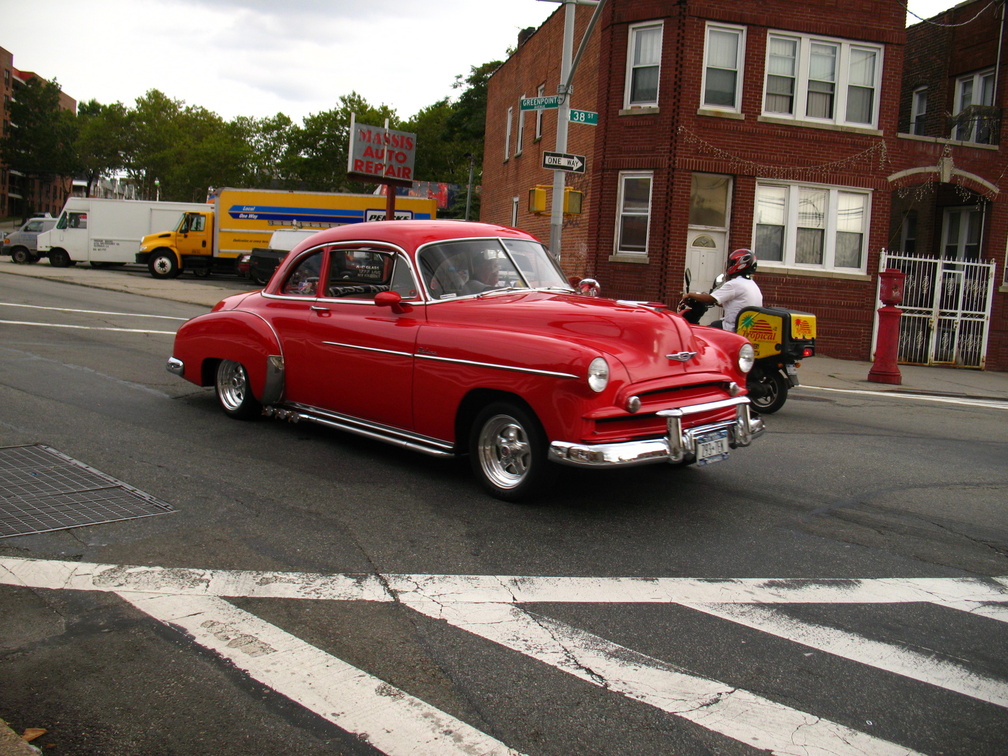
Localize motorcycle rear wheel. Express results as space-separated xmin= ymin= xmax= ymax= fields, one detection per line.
xmin=749 ymin=370 xmax=789 ymax=414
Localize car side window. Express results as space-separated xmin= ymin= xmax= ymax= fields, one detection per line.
xmin=390 ymin=256 xmax=420 ymax=299
xmin=325 ymin=248 xmax=394 ymax=299
xmin=281 ymin=250 xmax=323 ymax=296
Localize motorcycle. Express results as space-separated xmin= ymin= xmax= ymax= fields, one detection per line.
xmin=678 ymin=281 xmax=816 ymax=414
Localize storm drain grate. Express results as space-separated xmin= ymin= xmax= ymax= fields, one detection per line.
xmin=0 ymin=444 xmax=174 ymax=538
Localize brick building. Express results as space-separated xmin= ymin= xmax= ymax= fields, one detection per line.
xmin=1 ymin=46 xmax=76 ymax=219
xmin=482 ymin=0 xmax=1008 ymax=371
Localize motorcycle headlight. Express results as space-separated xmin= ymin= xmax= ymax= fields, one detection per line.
xmin=738 ymin=343 xmax=755 ymax=374
xmin=587 ymin=357 xmax=609 ymax=392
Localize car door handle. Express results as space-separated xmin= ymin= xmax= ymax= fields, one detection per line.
xmin=310 ymin=305 xmax=331 ymax=315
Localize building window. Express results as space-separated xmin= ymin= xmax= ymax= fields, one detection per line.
xmin=763 ymin=33 xmax=882 ymax=128
xmin=703 ymin=24 xmax=744 ymax=111
xmin=504 ymin=106 xmax=513 ymax=161
xmin=625 ymin=22 xmax=662 ymax=108
xmin=615 ymin=172 xmax=652 ymax=255
xmin=754 ymin=182 xmax=869 ymax=272
xmin=910 ymin=87 xmax=927 ymax=135
xmin=535 ymin=83 xmax=545 ymax=140
xmin=953 ymin=69 xmax=995 ymax=143
xmin=689 ymin=173 xmax=730 ymax=228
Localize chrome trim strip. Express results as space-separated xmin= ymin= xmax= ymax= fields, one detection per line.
xmin=279 ymin=403 xmax=455 ymax=457
xmin=414 ymin=352 xmax=578 ymax=379
xmin=320 ymin=341 xmax=413 ymax=358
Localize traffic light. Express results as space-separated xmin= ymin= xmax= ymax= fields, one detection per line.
xmin=563 ymin=187 xmax=583 ymax=215
xmin=528 ymin=186 xmax=547 ymax=214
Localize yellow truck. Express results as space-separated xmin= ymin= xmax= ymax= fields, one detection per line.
xmin=136 ymin=187 xmax=436 ymax=279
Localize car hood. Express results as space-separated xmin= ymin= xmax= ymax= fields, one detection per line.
xmin=432 ymin=291 xmax=721 ymax=382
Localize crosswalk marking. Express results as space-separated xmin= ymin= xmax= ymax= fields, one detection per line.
xmin=4 ymin=556 xmax=1007 ymax=756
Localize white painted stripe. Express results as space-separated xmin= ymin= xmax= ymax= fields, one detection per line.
xmin=117 ymin=592 xmax=524 ymax=756
xmin=399 ymin=597 xmax=923 ymax=756
xmin=4 ymin=558 xmax=1007 ymax=611
xmin=386 ymin=573 xmax=1008 ymax=611
xmin=0 ymin=319 xmax=176 ymax=335
xmin=686 ymin=602 xmax=1008 ymax=708
xmin=0 ymin=558 xmax=391 ymax=602
xmin=804 ymin=384 xmax=1008 ymax=411
xmin=0 ymin=301 xmax=187 ymax=320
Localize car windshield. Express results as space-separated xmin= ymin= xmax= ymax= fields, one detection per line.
xmin=418 ymin=238 xmax=570 ymax=300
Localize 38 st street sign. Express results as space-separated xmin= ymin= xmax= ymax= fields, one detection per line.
xmin=542 ymin=151 xmax=586 ymax=174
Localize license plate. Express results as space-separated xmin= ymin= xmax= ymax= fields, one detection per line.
xmin=694 ymin=429 xmax=730 ymax=466
xmin=786 ymin=364 xmax=798 ymax=375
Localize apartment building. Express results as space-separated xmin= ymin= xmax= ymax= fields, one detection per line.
xmin=483 ymin=0 xmax=1007 ymax=371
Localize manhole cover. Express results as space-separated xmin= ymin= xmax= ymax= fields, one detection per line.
xmin=0 ymin=444 xmax=174 ymax=538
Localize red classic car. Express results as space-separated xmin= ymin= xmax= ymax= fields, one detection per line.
xmin=168 ymin=220 xmax=763 ymax=500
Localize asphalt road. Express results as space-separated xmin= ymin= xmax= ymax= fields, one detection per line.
xmin=0 ymin=273 xmax=1006 ymax=755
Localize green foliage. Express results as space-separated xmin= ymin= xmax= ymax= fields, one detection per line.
xmin=6 ymin=62 xmax=500 ymax=209
xmin=0 ymin=77 xmax=78 ymax=195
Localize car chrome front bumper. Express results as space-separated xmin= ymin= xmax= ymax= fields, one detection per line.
xmin=548 ymin=396 xmax=764 ymax=468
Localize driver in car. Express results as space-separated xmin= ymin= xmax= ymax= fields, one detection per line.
xmin=463 ymin=253 xmax=500 ymax=294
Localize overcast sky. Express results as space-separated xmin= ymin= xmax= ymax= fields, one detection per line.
xmin=3 ymin=0 xmax=965 ymax=124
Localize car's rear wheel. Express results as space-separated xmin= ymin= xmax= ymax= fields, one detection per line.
xmin=470 ymin=401 xmax=549 ymax=502
xmin=215 ymin=359 xmax=261 ymax=420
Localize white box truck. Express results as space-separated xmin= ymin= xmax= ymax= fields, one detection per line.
xmin=37 ymin=198 xmax=208 ymax=267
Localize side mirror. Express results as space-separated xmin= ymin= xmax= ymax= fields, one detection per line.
xmin=577 ymin=278 xmax=601 ymax=297
xmin=374 ymin=290 xmax=410 ymax=313
xmin=713 ymin=273 xmax=726 ymax=290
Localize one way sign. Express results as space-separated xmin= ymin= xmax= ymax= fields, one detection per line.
xmin=543 ymin=151 xmax=586 ymax=174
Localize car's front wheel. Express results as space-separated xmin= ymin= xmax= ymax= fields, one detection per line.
xmin=215 ymin=359 xmax=261 ymax=420
xmin=470 ymin=401 xmax=549 ymax=502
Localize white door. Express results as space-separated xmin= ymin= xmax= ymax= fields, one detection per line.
xmin=685 ymin=230 xmax=725 ymax=325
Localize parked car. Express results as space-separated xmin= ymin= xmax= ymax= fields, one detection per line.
xmin=2 ymin=215 xmax=56 ymax=264
xmin=167 ymin=221 xmax=764 ymax=500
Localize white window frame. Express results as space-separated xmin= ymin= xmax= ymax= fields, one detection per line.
xmin=535 ymin=83 xmax=545 ymax=140
xmin=516 ymin=95 xmax=526 ymax=156
xmin=910 ymin=86 xmax=927 ymax=135
xmin=624 ymin=21 xmax=663 ymax=108
xmin=504 ymin=106 xmax=513 ymax=161
xmin=763 ymin=32 xmax=883 ymax=129
xmin=702 ymin=23 xmax=745 ymax=112
xmin=952 ymin=68 xmax=995 ymax=143
xmin=753 ymin=181 xmax=870 ymax=273
xmin=614 ymin=171 xmax=653 ymax=257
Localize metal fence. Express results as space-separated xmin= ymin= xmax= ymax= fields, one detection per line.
xmin=879 ymin=250 xmax=996 ymax=368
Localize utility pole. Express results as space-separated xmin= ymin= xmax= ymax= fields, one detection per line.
xmin=546 ymin=0 xmax=605 ymax=258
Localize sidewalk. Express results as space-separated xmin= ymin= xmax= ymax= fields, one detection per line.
xmin=2 ymin=255 xmax=1007 ymax=402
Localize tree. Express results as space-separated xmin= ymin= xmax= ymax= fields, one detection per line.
xmin=287 ymin=93 xmax=398 ymax=193
xmin=0 ymin=76 xmax=77 ymax=217
xmin=75 ymin=99 xmax=130 ymax=196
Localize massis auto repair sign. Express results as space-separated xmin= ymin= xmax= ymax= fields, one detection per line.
xmin=347 ymin=115 xmax=417 ymax=187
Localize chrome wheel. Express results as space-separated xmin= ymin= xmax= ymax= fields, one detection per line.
xmin=215 ymin=359 xmax=260 ymax=419
xmin=470 ymin=401 xmax=548 ymax=501
xmin=478 ymin=414 xmax=532 ymax=490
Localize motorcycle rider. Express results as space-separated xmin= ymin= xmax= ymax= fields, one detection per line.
xmin=682 ymin=248 xmax=762 ymax=332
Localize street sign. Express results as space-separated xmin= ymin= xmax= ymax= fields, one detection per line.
xmin=520 ymin=95 xmax=563 ymax=111
xmin=569 ymin=109 xmax=598 ymax=125
xmin=542 ymin=151 xmax=586 ymax=174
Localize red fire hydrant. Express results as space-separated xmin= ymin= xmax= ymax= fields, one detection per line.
xmin=868 ymin=268 xmax=906 ymax=384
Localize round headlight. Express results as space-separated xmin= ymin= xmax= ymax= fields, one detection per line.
xmin=738 ymin=343 xmax=755 ymax=373
xmin=587 ymin=357 xmax=610 ymax=392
